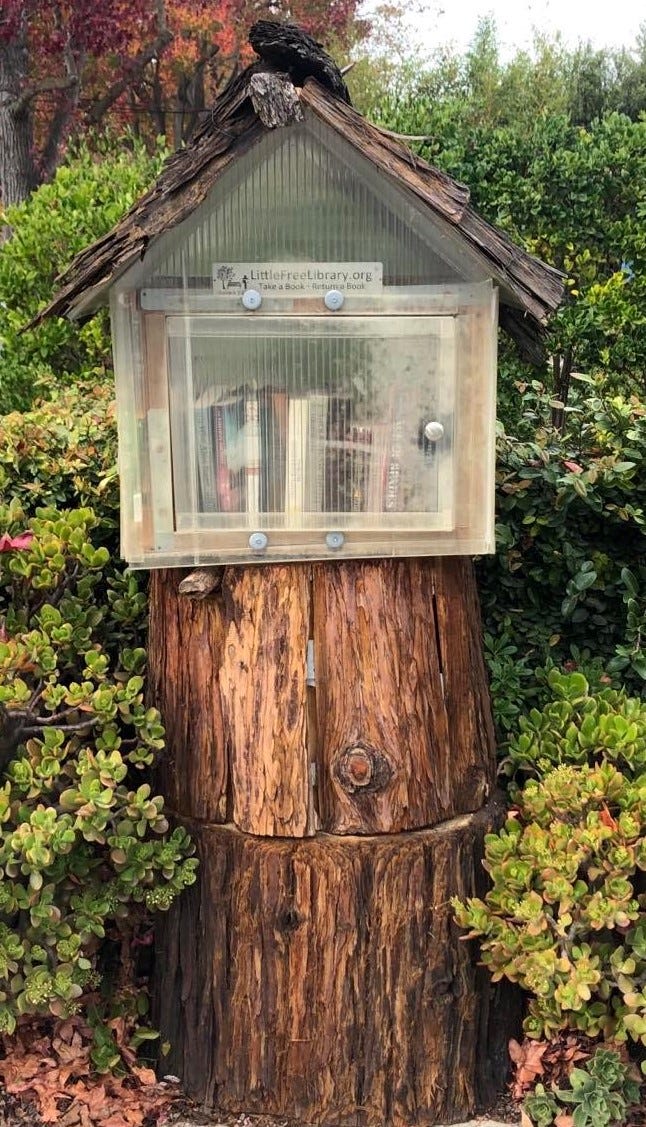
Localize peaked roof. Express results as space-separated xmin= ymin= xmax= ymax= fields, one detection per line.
xmin=34 ymin=68 xmax=564 ymax=357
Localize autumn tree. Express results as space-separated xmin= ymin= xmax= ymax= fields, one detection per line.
xmin=0 ymin=0 xmax=363 ymax=208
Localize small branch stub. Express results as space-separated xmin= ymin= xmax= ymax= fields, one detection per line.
xmin=178 ymin=567 xmax=222 ymax=599
xmin=335 ymin=745 xmax=392 ymax=796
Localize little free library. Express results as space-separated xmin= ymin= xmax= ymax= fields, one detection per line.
xmin=39 ymin=22 xmax=564 ymax=1127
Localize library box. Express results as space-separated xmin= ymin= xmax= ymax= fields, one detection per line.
xmin=110 ymin=118 xmax=498 ymax=567
xmin=40 ymin=81 xmax=562 ymax=568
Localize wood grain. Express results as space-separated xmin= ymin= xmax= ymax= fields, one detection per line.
xmin=148 ymin=569 xmax=228 ymax=823
xmin=220 ymin=564 xmax=312 ymax=837
xmin=155 ymin=799 xmax=516 ymax=1127
xmin=312 ymin=558 xmax=495 ymax=833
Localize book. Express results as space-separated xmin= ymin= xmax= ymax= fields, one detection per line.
xmin=366 ymin=423 xmax=390 ymax=514
xmin=259 ymin=388 xmax=287 ymax=512
xmin=384 ymin=394 xmax=405 ymax=513
xmin=243 ymin=385 xmax=261 ymax=516
xmin=305 ymin=394 xmax=329 ymax=512
xmin=194 ymin=388 xmax=218 ymax=512
xmin=285 ymin=397 xmax=308 ymax=517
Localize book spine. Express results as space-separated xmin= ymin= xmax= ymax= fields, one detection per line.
xmin=194 ymin=405 xmax=218 ymax=512
xmin=366 ymin=424 xmax=389 ymax=514
xmin=384 ymin=416 xmax=404 ymax=512
xmin=244 ymin=389 xmax=261 ymax=517
xmin=306 ymin=394 xmax=329 ymax=513
xmin=213 ymin=404 xmax=231 ymax=512
xmin=285 ymin=398 xmax=307 ymax=517
xmin=271 ymin=390 xmax=288 ymax=512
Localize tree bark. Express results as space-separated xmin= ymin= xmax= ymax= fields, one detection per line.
xmin=156 ymin=804 xmax=515 ymax=1126
xmin=0 ymin=39 xmax=38 ymax=209
xmin=150 ymin=558 xmax=511 ymax=1124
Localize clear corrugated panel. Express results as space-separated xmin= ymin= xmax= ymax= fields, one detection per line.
xmin=165 ymin=315 xmax=454 ymax=536
xmin=129 ymin=113 xmax=488 ymax=293
xmin=110 ymin=109 xmax=498 ymax=567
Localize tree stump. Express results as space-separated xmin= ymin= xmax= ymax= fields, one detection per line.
xmin=149 ymin=559 xmax=515 ymax=1126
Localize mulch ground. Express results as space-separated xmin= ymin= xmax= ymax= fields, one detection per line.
xmin=0 ymin=1086 xmax=523 ymax=1127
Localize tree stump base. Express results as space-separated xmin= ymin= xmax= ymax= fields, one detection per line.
xmin=149 ymin=560 xmax=519 ymax=1125
xmin=156 ymin=800 xmax=513 ymax=1127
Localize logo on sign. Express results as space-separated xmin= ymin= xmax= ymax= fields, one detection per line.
xmin=212 ymin=262 xmax=383 ymax=295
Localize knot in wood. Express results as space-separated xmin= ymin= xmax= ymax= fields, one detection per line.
xmin=336 ymin=746 xmax=392 ymax=796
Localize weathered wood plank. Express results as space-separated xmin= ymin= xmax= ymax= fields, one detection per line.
xmin=220 ymin=564 xmax=312 ymax=837
xmin=155 ymin=799 xmax=515 ymax=1127
xmin=148 ymin=569 xmax=228 ymax=823
xmin=431 ymin=557 xmax=498 ymax=814
xmin=312 ymin=558 xmax=495 ymax=834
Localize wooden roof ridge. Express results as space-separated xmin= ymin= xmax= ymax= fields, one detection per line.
xmin=32 ymin=69 xmax=564 ymax=335
xmin=300 ymin=82 xmax=564 ymax=325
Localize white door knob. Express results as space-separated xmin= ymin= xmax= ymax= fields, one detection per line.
xmin=424 ymin=421 xmax=445 ymax=442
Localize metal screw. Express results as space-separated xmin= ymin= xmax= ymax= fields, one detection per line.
xmin=248 ymin=531 xmax=268 ymax=551
xmin=242 ymin=289 xmax=262 ymax=311
xmin=324 ymin=289 xmax=344 ymax=312
xmin=424 ymin=420 xmax=445 ymax=442
xmin=325 ymin=531 xmax=345 ymax=550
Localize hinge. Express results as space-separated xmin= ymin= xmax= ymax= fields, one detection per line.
xmin=306 ymin=639 xmax=316 ymax=686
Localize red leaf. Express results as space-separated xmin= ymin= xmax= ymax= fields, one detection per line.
xmin=599 ymin=803 xmax=618 ymax=831
xmin=0 ymin=531 xmax=34 ymax=552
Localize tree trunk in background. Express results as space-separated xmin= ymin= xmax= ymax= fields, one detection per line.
xmin=150 ymin=559 xmax=518 ymax=1126
xmin=0 ymin=40 xmax=37 ymax=210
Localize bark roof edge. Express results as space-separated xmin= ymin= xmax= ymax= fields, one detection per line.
xmin=31 ymin=70 xmax=565 ymax=344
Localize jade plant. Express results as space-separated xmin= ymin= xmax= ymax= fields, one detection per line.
xmin=453 ymin=672 xmax=646 ymax=1068
xmin=0 ymin=500 xmax=197 ymax=1038
xmin=523 ymin=1048 xmax=640 ymax=1127
xmin=502 ymin=669 xmax=646 ymax=786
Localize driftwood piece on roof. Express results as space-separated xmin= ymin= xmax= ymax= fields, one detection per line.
xmin=249 ymin=20 xmax=350 ymax=104
xmin=248 ymin=71 xmax=303 ymax=128
xmin=31 ymin=65 xmax=564 ymax=352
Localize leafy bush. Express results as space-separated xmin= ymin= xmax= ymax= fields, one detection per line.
xmin=0 ymin=501 xmax=197 ymax=1041
xmin=523 ymin=1048 xmax=640 ymax=1127
xmin=363 ymin=32 xmax=646 ymax=405
xmin=0 ymin=379 xmax=118 ymax=534
xmin=453 ymin=672 xmax=646 ymax=1064
xmin=503 ymin=670 xmax=646 ymax=785
xmin=479 ymin=384 xmax=646 ymax=732
xmin=0 ymin=136 xmax=165 ymax=414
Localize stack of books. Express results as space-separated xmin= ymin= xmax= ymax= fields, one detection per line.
xmin=193 ymin=384 xmax=427 ymax=518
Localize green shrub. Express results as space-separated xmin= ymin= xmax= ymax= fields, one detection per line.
xmin=453 ymin=673 xmax=646 ymax=1064
xmin=503 ymin=669 xmax=646 ymax=785
xmin=0 ymin=379 xmax=118 ymax=534
xmin=524 ymin=1048 xmax=640 ymax=1127
xmin=0 ymin=136 xmax=165 ymax=414
xmin=0 ymin=501 xmax=197 ymax=1038
xmin=479 ymin=384 xmax=646 ymax=732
